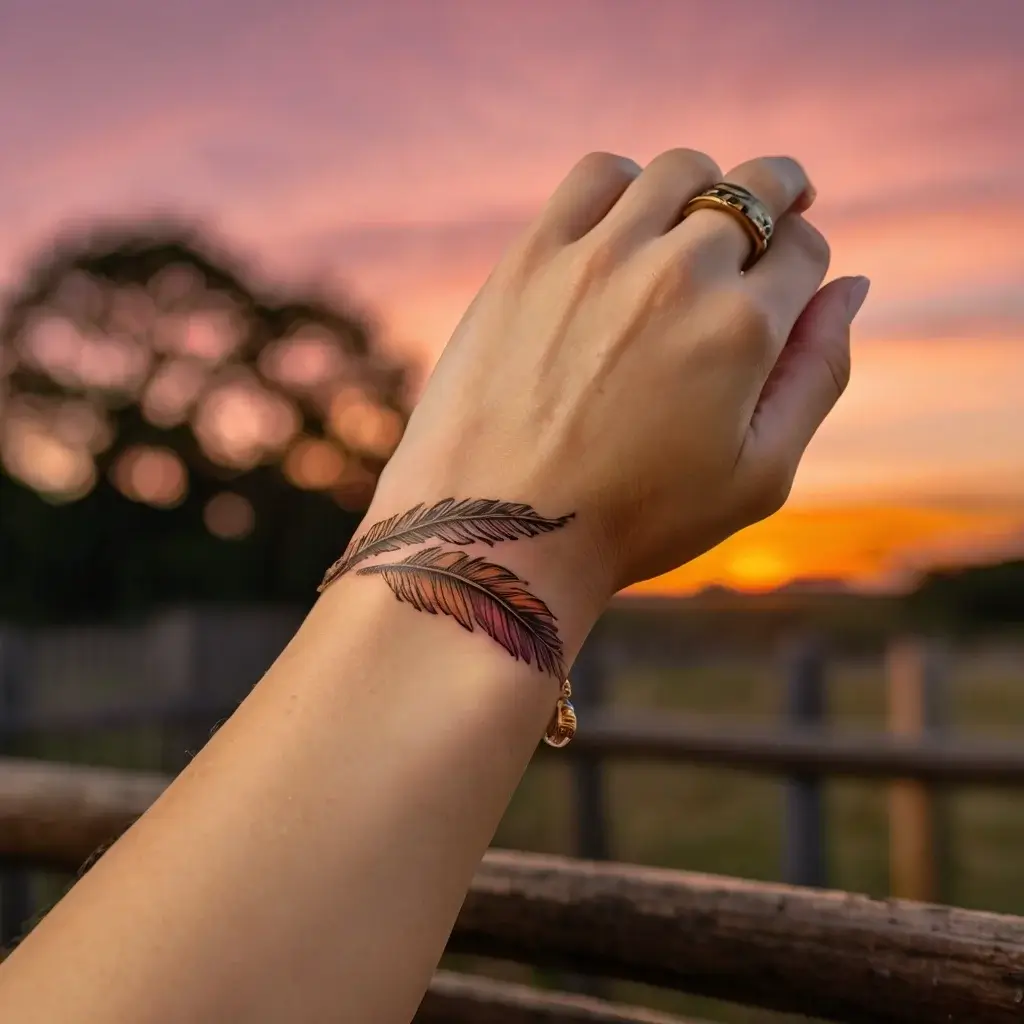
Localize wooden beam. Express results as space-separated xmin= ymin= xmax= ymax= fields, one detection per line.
xmin=452 ymin=850 xmax=1024 ymax=1024
xmin=567 ymin=712 xmax=1024 ymax=785
xmin=417 ymin=971 xmax=700 ymax=1023
xmin=0 ymin=757 xmax=165 ymax=869
xmin=8 ymin=705 xmax=1024 ymax=784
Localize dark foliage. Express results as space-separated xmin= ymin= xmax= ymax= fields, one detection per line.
xmin=908 ymin=559 xmax=1024 ymax=633
xmin=0 ymin=221 xmax=411 ymax=624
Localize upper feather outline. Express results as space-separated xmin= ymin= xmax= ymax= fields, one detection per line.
xmin=318 ymin=497 xmax=574 ymax=592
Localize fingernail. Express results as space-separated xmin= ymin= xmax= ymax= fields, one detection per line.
xmin=846 ymin=276 xmax=871 ymax=321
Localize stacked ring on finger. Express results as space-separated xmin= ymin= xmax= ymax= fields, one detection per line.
xmin=682 ymin=182 xmax=774 ymax=270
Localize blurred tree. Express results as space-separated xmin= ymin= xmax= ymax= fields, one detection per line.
xmin=0 ymin=221 xmax=410 ymax=623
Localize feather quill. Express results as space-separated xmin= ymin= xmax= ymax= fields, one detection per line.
xmin=356 ymin=546 xmax=566 ymax=677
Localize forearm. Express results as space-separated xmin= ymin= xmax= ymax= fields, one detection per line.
xmin=0 ymin=548 xmax=603 ymax=1024
xmin=0 ymin=145 xmax=859 ymax=1024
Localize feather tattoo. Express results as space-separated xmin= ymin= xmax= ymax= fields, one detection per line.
xmin=318 ymin=497 xmax=574 ymax=591
xmin=357 ymin=546 xmax=566 ymax=678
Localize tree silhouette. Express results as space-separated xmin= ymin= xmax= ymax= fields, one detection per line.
xmin=908 ymin=559 xmax=1024 ymax=632
xmin=0 ymin=221 xmax=411 ymax=623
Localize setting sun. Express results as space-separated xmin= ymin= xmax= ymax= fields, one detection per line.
xmin=629 ymin=504 xmax=1024 ymax=595
xmin=723 ymin=548 xmax=793 ymax=592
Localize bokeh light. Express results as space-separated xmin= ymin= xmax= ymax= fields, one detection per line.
xmin=1 ymin=410 xmax=96 ymax=501
xmin=0 ymin=397 xmax=98 ymax=500
xmin=142 ymin=359 xmax=208 ymax=428
xmin=283 ymin=437 xmax=347 ymax=490
xmin=203 ymin=491 xmax=256 ymax=539
xmin=194 ymin=375 xmax=300 ymax=469
xmin=169 ymin=309 xmax=241 ymax=363
xmin=259 ymin=328 xmax=344 ymax=390
xmin=23 ymin=315 xmax=150 ymax=392
xmin=111 ymin=445 xmax=188 ymax=508
xmin=51 ymin=400 xmax=113 ymax=454
xmin=329 ymin=387 xmax=403 ymax=457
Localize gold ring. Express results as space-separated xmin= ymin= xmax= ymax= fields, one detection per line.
xmin=681 ymin=182 xmax=774 ymax=269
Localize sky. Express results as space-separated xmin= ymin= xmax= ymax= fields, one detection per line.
xmin=1 ymin=0 xmax=1022 ymax=591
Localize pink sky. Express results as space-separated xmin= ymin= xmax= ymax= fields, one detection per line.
xmin=2 ymin=0 xmax=1022 ymax=508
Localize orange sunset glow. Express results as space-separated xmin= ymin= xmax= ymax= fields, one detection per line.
xmin=631 ymin=504 xmax=1024 ymax=595
xmin=2 ymin=0 xmax=1022 ymax=594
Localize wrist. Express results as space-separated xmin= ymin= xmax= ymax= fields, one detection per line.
xmin=327 ymin=487 xmax=612 ymax=674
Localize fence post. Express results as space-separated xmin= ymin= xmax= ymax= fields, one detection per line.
xmin=0 ymin=628 xmax=33 ymax=946
xmin=783 ymin=637 xmax=827 ymax=887
xmin=556 ymin=631 xmax=611 ymax=999
xmin=569 ymin=635 xmax=610 ymax=863
xmin=887 ymin=637 xmax=949 ymax=903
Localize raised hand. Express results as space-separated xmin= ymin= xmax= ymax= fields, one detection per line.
xmin=331 ymin=150 xmax=868 ymax=654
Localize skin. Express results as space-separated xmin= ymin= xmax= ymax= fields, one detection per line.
xmin=0 ymin=149 xmax=869 ymax=1023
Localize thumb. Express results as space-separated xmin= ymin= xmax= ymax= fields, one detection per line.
xmin=744 ymin=275 xmax=869 ymax=469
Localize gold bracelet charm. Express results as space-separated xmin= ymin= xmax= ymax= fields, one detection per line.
xmin=543 ymin=678 xmax=577 ymax=748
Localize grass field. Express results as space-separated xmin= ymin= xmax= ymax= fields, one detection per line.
xmin=458 ymin=639 xmax=1024 ymax=1022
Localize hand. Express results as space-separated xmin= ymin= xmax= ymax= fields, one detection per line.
xmin=372 ymin=149 xmax=869 ymax=599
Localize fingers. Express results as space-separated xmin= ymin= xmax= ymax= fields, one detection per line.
xmin=537 ymin=152 xmax=642 ymax=244
xmin=743 ymin=213 xmax=831 ymax=350
xmin=595 ymin=148 xmax=721 ymax=248
xmin=738 ymin=276 xmax=870 ymax=509
xmin=673 ymin=155 xmax=815 ymax=271
xmin=725 ymin=154 xmax=816 ymax=222
xmin=538 ymin=151 xmax=814 ymax=278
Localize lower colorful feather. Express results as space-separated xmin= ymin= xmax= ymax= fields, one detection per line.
xmin=357 ymin=546 xmax=566 ymax=678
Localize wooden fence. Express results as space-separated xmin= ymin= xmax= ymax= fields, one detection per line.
xmin=2 ymin=604 xmax=1023 ymax=1018
xmin=569 ymin=634 xmax=963 ymax=898
xmin=1 ymin=607 xmax=1020 ymax=935
xmin=3 ymin=756 xmax=1024 ymax=1022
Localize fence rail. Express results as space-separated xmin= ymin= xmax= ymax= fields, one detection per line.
xmin=417 ymin=971 xmax=700 ymax=1024
xmin=0 ymin=757 xmax=165 ymax=868
xmin=5 ymin=702 xmax=1024 ymax=779
xmin=3 ymin=757 xmax=1024 ymax=1023
xmin=0 ymin=634 xmax=1014 ymax=924
xmin=570 ymin=712 xmax=1024 ymax=783
xmin=457 ymin=849 xmax=1024 ymax=1024
xmin=0 ymin=609 xmax=990 ymax=903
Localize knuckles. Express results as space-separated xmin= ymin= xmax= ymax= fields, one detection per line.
xmin=573 ymin=151 xmax=642 ymax=189
xmin=644 ymin=147 xmax=722 ymax=184
xmin=794 ymin=218 xmax=831 ymax=268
